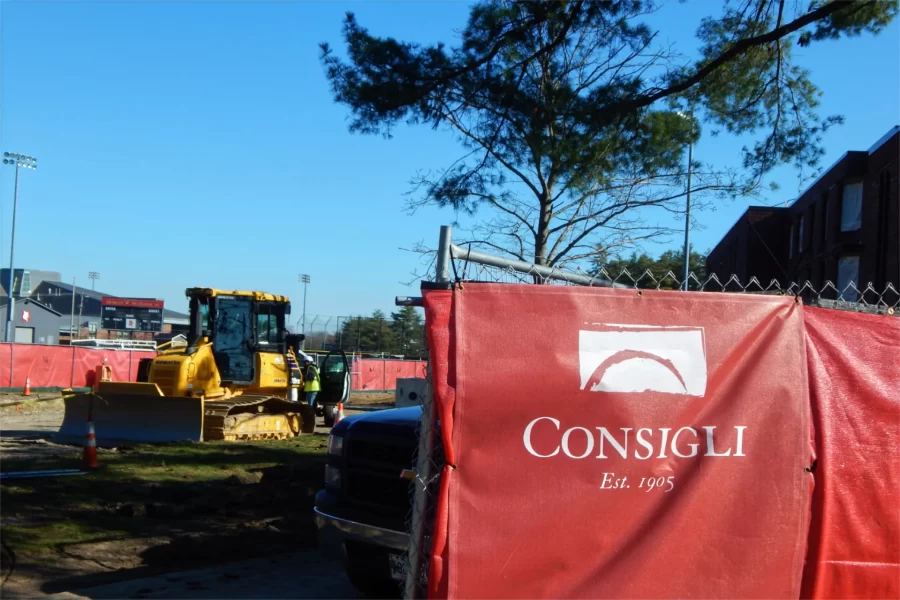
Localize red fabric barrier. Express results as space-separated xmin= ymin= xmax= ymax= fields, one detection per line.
xmin=356 ymin=359 xmax=386 ymax=390
xmin=349 ymin=359 xmax=425 ymax=391
xmin=424 ymin=289 xmax=454 ymax=599
xmin=426 ymin=284 xmax=813 ymax=599
xmin=9 ymin=344 xmax=75 ymax=388
xmin=800 ymin=308 xmax=900 ymax=599
xmin=0 ymin=343 xmax=12 ymax=387
xmin=350 ymin=356 xmax=361 ymax=391
xmin=0 ymin=344 xmax=425 ymax=391
xmin=384 ymin=361 xmax=418 ymax=389
xmin=72 ymin=348 xmax=131 ymax=387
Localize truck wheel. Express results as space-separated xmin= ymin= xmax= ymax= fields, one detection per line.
xmin=346 ymin=569 xmax=400 ymax=599
xmin=323 ymin=404 xmax=336 ymax=427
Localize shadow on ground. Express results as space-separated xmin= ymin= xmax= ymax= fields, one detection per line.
xmin=1 ymin=437 xmax=332 ymax=597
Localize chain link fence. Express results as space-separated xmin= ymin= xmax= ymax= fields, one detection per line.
xmin=451 ymin=262 xmax=899 ymax=314
xmin=289 ymin=315 xmax=427 ymax=358
xmin=399 ymin=227 xmax=897 ymax=599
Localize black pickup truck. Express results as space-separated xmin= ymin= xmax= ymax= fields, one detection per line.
xmin=314 ymin=406 xmax=435 ymax=598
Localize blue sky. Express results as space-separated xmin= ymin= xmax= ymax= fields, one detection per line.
xmin=1 ymin=1 xmax=897 ymax=325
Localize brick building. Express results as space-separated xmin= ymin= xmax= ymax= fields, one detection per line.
xmin=708 ymin=126 xmax=899 ymax=301
xmin=705 ymin=206 xmax=788 ymax=287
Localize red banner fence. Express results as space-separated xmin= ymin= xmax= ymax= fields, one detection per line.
xmin=415 ymin=283 xmax=899 ymax=599
xmin=0 ymin=343 xmax=425 ymax=392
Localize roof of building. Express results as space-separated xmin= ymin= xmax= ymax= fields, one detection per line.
xmin=784 ymin=125 xmax=899 ymax=209
xmin=0 ymin=297 xmax=64 ymax=316
xmin=868 ymin=125 xmax=900 ymax=154
xmin=33 ymin=281 xmax=189 ymax=320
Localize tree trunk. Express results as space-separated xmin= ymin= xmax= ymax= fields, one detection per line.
xmin=533 ymin=195 xmax=552 ymax=283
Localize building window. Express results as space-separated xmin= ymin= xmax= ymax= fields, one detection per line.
xmin=21 ymin=271 xmax=31 ymax=295
xmin=837 ymin=255 xmax=860 ymax=302
xmin=840 ymin=181 xmax=863 ymax=232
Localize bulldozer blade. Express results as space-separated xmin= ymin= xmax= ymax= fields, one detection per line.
xmin=54 ymin=391 xmax=204 ymax=448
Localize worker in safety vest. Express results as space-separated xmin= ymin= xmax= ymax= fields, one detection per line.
xmin=303 ymin=357 xmax=321 ymax=408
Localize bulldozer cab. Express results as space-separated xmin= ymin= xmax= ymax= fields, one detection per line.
xmin=185 ymin=288 xmax=295 ymax=384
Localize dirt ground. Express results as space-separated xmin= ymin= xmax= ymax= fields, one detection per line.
xmin=0 ymin=390 xmax=399 ymax=599
xmin=19 ymin=551 xmax=366 ymax=599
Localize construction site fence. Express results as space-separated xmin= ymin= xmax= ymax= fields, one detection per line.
xmin=0 ymin=343 xmax=426 ymax=393
xmin=399 ymin=225 xmax=899 ymax=599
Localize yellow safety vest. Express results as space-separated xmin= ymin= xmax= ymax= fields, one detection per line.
xmin=304 ymin=365 xmax=320 ymax=392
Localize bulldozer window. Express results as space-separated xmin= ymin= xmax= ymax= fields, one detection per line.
xmin=212 ymin=296 xmax=254 ymax=382
xmin=188 ymin=296 xmax=211 ymax=345
xmin=199 ymin=303 xmax=209 ymax=330
xmin=256 ymin=303 xmax=284 ymax=346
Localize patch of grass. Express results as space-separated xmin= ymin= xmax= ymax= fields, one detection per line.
xmin=0 ymin=434 xmax=330 ymax=558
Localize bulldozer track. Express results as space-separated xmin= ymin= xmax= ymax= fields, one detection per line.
xmin=202 ymin=395 xmax=309 ymax=441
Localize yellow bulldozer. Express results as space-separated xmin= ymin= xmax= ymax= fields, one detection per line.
xmin=55 ymin=287 xmax=351 ymax=446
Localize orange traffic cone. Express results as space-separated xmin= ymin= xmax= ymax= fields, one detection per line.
xmin=23 ymin=377 xmax=31 ymax=397
xmin=82 ymin=408 xmax=99 ymax=469
xmin=335 ymin=402 xmax=344 ymax=424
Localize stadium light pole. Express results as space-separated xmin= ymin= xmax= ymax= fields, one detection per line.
xmin=298 ymin=274 xmax=310 ymax=334
xmin=2 ymin=152 xmax=37 ymax=342
xmin=88 ymin=271 xmax=100 ymax=291
xmin=677 ymin=111 xmax=694 ymax=291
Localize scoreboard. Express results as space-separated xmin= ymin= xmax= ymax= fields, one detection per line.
xmin=100 ymin=297 xmax=165 ymax=332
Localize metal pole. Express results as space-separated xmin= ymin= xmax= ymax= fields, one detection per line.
xmin=4 ymin=165 xmax=19 ymax=343
xmin=356 ymin=316 xmax=361 ymax=353
xmin=450 ymin=244 xmax=624 ymax=288
xmin=403 ymin=228 xmax=443 ymax=599
xmin=70 ymin=278 xmax=77 ymax=342
xmin=309 ymin=316 xmax=319 ymax=348
xmin=436 ymin=225 xmax=452 ymax=284
xmin=323 ymin=317 xmax=332 ymax=349
xmin=682 ymin=112 xmax=694 ymax=291
xmin=302 ymin=280 xmax=308 ymax=333
xmin=77 ymin=295 xmax=84 ymax=340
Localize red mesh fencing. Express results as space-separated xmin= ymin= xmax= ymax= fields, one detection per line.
xmin=0 ymin=343 xmax=425 ymax=392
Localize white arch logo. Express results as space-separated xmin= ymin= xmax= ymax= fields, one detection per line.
xmin=579 ymin=325 xmax=707 ymax=396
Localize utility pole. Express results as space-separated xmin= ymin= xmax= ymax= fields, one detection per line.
xmin=298 ymin=274 xmax=310 ymax=334
xmin=2 ymin=152 xmax=37 ymax=342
